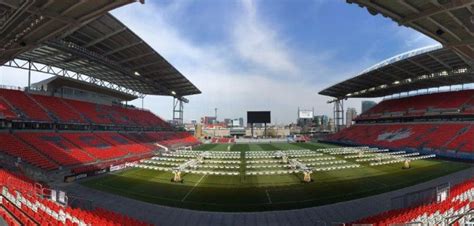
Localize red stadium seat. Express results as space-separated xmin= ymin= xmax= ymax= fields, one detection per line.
xmin=326 ymin=123 xmax=474 ymax=154
xmin=0 ymin=133 xmax=59 ymax=170
xmin=17 ymin=132 xmax=97 ymax=166
xmin=30 ymin=94 xmax=86 ymax=124
xmin=0 ymin=169 xmax=152 ymax=225
xmin=358 ymin=90 xmax=474 ymax=120
xmin=0 ymin=88 xmax=51 ymax=122
xmin=351 ymin=178 xmax=474 ymax=225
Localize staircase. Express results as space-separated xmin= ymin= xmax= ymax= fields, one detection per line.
xmin=0 ymin=96 xmax=25 ymax=119
xmin=14 ymin=134 xmax=60 ymax=170
xmin=442 ymin=124 xmax=473 ymax=151
xmin=60 ymin=98 xmax=91 ymax=124
xmin=24 ymin=92 xmax=55 ymax=122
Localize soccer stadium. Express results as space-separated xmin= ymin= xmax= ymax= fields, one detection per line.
xmin=0 ymin=0 xmax=473 ymax=225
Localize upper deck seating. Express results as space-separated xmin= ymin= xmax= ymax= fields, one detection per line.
xmin=0 ymin=89 xmax=51 ymax=122
xmin=30 ymin=94 xmax=85 ymax=124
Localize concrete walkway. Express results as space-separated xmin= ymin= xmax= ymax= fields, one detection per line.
xmin=59 ymin=166 xmax=473 ymax=225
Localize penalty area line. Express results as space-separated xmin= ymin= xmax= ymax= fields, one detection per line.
xmin=181 ymin=175 xmax=206 ymax=202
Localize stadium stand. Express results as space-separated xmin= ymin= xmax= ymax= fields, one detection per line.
xmin=357 ymin=90 xmax=474 ymax=120
xmin=62 ymin=99 xmax=114 ymax=125
xmin=352 ymin=177 xmax=474 ymax=225
xmin=0 ymin=89 xmax=51 ymax=122
xmin=132 ymin=131 xmax=201 ymax=147
xmin=325 ymin=122 xmax=474 ymax=158
xmin=61 ymin=133 xmax=131 ymax=161
xmin=0 ymin=88 xmax=174 ymax=130
xmin=113 ymin=106 xmax=172 ymax=129
xmin=0 ymin=133 xmax=59 ymax=171
xmin=0 ymin=169 xmax=152 ymax=225
xmin=0 ymin=97 xmax=17 ymax=120
xmin=0 ymin=130 xmax=198 ymax=174
xmin=16 ymin=132 xmax=97 ymax=167
xmin=94 ymin=132 xmax=152 ymax=155
xmin=30 ymin=94 xmax=86 ymax=124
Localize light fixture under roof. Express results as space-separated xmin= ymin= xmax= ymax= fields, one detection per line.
xmin=134 ymin=71 xmax=140 ymax=76
xmin=171 ymin=91 xmax=176 ymax=95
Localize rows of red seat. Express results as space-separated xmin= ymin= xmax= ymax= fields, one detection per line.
xmin=30 ymin=94 xmax=85 ymax=124
xmin=62 ymin=99 xmax=114 ymax=125
xmin=152 ymin=132 xmax=200 ymax=147
xmin=446 ymin=126 xmax=474 ymax=152
xmin=0 ymin=207 xmax=20 ymax=226
xmin=113 ymin=106 xmax=172 ymax=129
xmin=358 ymin=90 xmax=474 ymax=120
xmin=94 ymin=132 xmax=152 ymax=155
xmin=351 ymin=178 xmax=474 ymax=225
xmin=62 ymin=99 xmax=170 ymax=127
xmin=0 ymin=97 xmax=16 ymax=120
xmin=122 ymin=131 xmax=200 ymax=147
xmin=0 ymin=88 xmax=171 ymax=129
xmin=17 ymin=132 xmax=96 ymax=167
xmin=0 ymin=169 xmax=152 ymax=225
xmin=326 ymin=123 xmax=474 ymax=153
xmin=0 ymin=133 xmax=59 ymax=170
xmin=1 ymin=198 xmax=35 ymax=225
xmin=0 ymin=131 xmax=198 ymax=172
xmin=0 ymin=89 xmax=51 ymax=122
xmin=61 ymin=133 xmax=130 ymax=161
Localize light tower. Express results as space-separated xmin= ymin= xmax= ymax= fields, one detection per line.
xmin=214 ymin=107 xmax=218 ymax=137
xmin=214 ymin=108 xmax=218 ymax=121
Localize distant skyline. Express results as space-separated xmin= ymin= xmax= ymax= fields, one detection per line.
xmin=0 ymin=0 xmax=439 ymax=124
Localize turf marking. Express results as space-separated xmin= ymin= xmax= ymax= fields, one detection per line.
xmin=265 ymin=189 xmax=272 ymax=204
xmin=181 ymin=175 xmax=206 ymax=202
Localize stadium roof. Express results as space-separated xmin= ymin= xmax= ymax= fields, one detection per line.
xmin=0 ymin=0 xmax=201 ymax=98
xmin=319 ymin=45 xmax=473 ymax=98
xmin=31 ymin=76 xmax=138 ymax=101
xmin=347 ymin=0 xmax=474 ymax=62
xmin=320 ymin=0 xmax=474 ymax=99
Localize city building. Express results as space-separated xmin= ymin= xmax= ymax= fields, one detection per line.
xmin=346 ymin=108 xmax=357 ymax=127
xmin=362 ymin=101 xmax=377 ymax=113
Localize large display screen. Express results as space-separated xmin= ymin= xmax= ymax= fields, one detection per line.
xmin=247 ymin=111 xmax=271 ymax=124
xmin=298 ymin=110 xmax=314 ymax=119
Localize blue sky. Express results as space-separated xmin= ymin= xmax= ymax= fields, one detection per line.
xmin=0 ymin=0 xmax=439 ymax=124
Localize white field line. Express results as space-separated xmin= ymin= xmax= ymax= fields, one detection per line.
xmin=181 ymin=175 xmax=206 ymax=202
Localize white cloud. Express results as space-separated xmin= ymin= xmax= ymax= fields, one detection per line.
xmin=112 ymin=1 xmax=326 ymax=123
xmin=0 ymin=0 xmax=397 ymax=124
xmin=394 ymin=26 xmax=439 ymax=50
xmin=232 ymin=0 xmax=299 ymax=76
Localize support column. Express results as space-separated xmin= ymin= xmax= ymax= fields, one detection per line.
xmin=333 ymin=99 xmax=344 ymax=132
xmin=27 ymin=60 xmax=31 ymax=92
xmin=173 ymin=97 xmax=184 ymax=125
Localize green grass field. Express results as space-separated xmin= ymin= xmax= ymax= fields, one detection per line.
xmin=80 ymin=142 xmax=471 ymax=212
